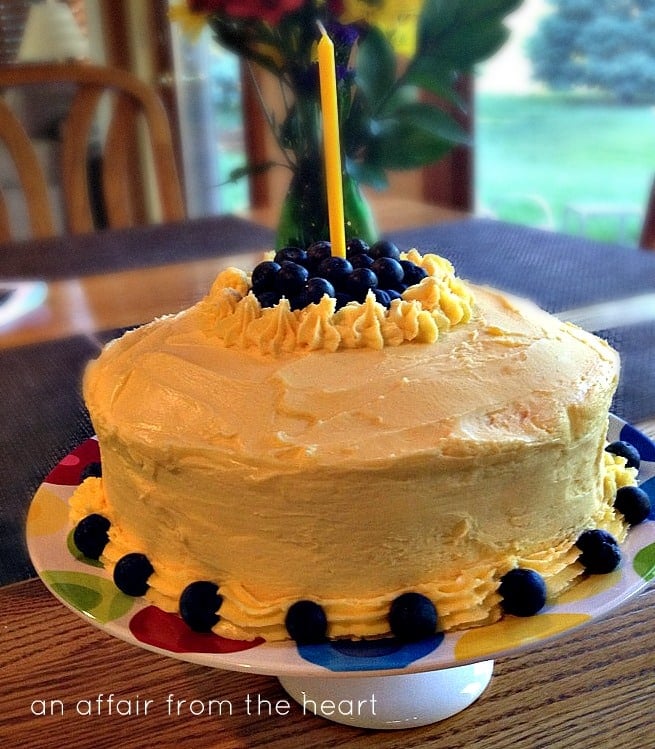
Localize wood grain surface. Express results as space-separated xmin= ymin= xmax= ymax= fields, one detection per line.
xmin=1 ymin=579 xmax=653 ymax=749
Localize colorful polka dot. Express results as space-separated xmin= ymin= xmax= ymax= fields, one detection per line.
xmin=46 ymin=438 xmax=100 ymax=486
xmin=633 ymin=542 xmax=655 ymax=582
xmin=41 ymin=570 xmax=134 ymax=624
xmin=129 ymin=606 xmax=264 ymax=654
xmin=296 ymin=634 xmax=444 ymax=672
xmin=454 ymin=613 xmax=591 ymax=661
xmin=556 ymin=570 xmax=623 ymax=604
xmin=619 ymin=423 xmax=655 ymax=463
xmin=26 ymin=486 xmax=69 ymax=537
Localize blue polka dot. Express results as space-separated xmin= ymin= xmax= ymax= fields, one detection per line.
xmin=638 ymin=476 xmax=655 ymax=521
xmin=296 ymin=634 xmax=444 ymax=672
xmin=619 ymin=423 xmax=655 ymax=462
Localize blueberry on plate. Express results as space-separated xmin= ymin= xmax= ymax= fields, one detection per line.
xmin=73 ymin=513 xmax=110 ymax=560
xmin=575 ymin=529 xmax=622 ymax=574
xmin=113 ymin=553 xmax=154 ymax=597
xmin=285 ymin=600 xmax=328 ymax=644
xmin=79 ymin=461 xmax=102 ymax=481
xmin=614 ymin=485 xmax=651 ymax=525
xmin=498 ymin=568 xmax=547 ymax=617
xmin=388 ymin=592 xmax=438 ymax=641
xmin=180 ymin=581 xmax=223 ymax=633
xmin=605 ymin=440 xmax=641 ymax=470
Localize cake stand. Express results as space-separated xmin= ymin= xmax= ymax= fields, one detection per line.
xmin=26 ymin=416 xmax=655 ymax=730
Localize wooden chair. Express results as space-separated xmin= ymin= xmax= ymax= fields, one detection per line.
xmin=0 ymin=61 xmax=185 ymax=242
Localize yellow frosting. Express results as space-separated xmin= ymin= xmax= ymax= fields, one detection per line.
xmin=68 ymin=253 xmax=633 ymax=641
xmin=203 ymin=250 xmax=474 ymax=354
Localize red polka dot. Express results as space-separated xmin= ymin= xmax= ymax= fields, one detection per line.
xmin=46 ymin=439 xmax=101 ymax=485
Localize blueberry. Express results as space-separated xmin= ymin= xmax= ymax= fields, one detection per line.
xmin=306 ymin=241 xmax=332 ymax=270
xmin=386 ymin=289 xmax=403 ymax=302
xmin=388 ymin=592 xmax=438 ymax=641
xmin=113 ymin=553 xmax=154 ymax=596
xmin=605 ymin=440 xmax=641 ymax=470
xmin=614 ymin=485 xmax=651 ymax=525
xmin=256 ymin=290 xmax=282 ymax=308
xmin=277 ymin=261 xmax=309 ymax=296
xmin=349 ymin=253 xmax=374 ymax=270
xmin=285 ymin=600 xmax=328 ymax=643
xmin=400 ymin=260 xmax=428 ymax=287
xmin=346 ymin=237 xmax=370 ymax=258
xmin=335 ymin=292 xmax=354 ymax=310
xmin=288 ymin=290 xmax=309 ymax=311
xmin=576 ymin=529 xmax=622 ymax=574
xmin=251 ymin=261 xmax=281 ymax=293
xmin=347 ymin=267 xmax=378 ymax=302
xmin=73 ymin=513 xmax=110 ymax=560
xmin=371 ymin=257 xmax=404 ymax=289
xmin=274 ymin=246 xmax=307 ymax=265
xmin=79 ymin=461 xmax=102 ymax=481
xmin=317 ymin=256 xmax=353 ymax=290
xmin=306 ymin=276 xmax=335 ymax=304
xmin=373 ymin=289 xmax=392 ymax=308
xmin=180 ymin=581 xmax=223 ymax=633
xmin=498 ymin=568 xmax=547 ymax=617
xmin=369 ymin=239 xmax=401 ymax=261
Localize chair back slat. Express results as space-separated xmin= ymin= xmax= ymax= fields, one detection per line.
xmin=0 ymin=61 xmax=185 ymax=240
xmin=61 ymin=85 xmax=103 ymax=234
xmin=103 ymin=93 xmax=141 ymax=229
xmin=0 ymin=96 xmax=56 ymax=239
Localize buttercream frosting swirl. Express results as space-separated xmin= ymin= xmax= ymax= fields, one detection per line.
xmin=202 ymin=250 xmax=474 ymax=354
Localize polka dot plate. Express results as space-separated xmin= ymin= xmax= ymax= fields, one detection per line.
xmin=26 ymin=415 xmax=655 ymax=678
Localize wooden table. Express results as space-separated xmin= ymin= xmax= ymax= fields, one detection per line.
xmin=1 ymin=210 xmax=654 ymax=748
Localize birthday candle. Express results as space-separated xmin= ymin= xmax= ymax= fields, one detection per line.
xmin=317 ymin=22 xmax=347 ymax=259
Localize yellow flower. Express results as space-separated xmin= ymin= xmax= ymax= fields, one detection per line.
xmin=169 ymin=2 xmax=209 ymax=39
xmin=340 ymin=0 xmax=424 ymax=57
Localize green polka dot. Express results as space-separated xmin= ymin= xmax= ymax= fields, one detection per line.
xmin=633 ymin=542 xmax=655 ymax=582
xmin=41 ymin=570 xmax=134 ymax=624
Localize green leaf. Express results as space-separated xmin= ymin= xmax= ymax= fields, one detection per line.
xmin=412 ymin=0 xmax=521 ymax=73
xmin=226 ymin=161 xmax=276 ymax=184
xmin=389 ymin=102 xmax=470 ymax=145
xmin=356 ymin=26 xmax=397 ymax=109
xmin=346 ymin=157 xmax=389 ymax=191
xmin=366 ymin=112 xmax=467 ymax=171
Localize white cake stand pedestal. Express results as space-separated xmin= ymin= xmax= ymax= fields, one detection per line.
xmin=279 ymin=659 xmax=494 ymax=729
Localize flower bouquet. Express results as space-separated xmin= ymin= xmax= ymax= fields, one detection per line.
xmin=174 ymin=0 xmax=522 ymax=248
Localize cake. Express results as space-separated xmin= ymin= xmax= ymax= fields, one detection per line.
xmin=69 ymin=242 xmax=648 ymax=643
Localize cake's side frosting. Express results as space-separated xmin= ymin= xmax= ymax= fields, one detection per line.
xmin=69 ymin=253 xmax=635 ymax=641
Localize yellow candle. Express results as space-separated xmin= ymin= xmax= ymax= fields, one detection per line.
xmin=317 ymin=21 xmax=346 ymax=259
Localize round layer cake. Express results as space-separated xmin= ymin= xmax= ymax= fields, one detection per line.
xmin=69 ymin=250 xmax=633 ymax=641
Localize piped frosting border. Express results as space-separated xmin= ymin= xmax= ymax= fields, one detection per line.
xmin=203 ymin=250 xmax=474 ymax=354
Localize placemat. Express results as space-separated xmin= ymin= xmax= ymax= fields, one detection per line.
xmin=0 ymin=215 xmax=275 ymax=280
xmin=389 ymin=218 xmax=655 ymax=312
xmin=0 ymin=330 xmax=124 ymax=585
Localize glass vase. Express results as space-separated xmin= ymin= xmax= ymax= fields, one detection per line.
xmin=275 ymin=161 xmax=378 ymax=251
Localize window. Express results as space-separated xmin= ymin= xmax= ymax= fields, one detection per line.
xmin=475 ymin=0 xmax=654 ymax=247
